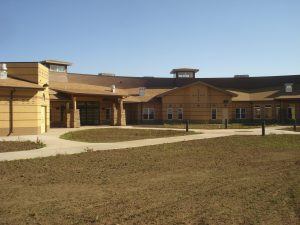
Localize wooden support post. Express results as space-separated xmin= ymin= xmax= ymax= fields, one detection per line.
xmin=262 ymin=120 xmax=265 ymax=136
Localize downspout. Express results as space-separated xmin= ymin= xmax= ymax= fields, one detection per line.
xmin=8 ymin=89 xmax=16 ymax=135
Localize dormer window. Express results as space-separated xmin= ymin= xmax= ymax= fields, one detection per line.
xmin=50 ymin=65 xmax=66 ymax=73
xmin=178 ymin=72 xmax=193 ymax=78
xmin=285 ymin=83 xmax=293 ymax=93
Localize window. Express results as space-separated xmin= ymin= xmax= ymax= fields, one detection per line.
xmin=105 ymin=108 xmax=111 ymax=120
xmin=287 ymin=106 xmax=295 ymax=120
xmin=276 ymin=105 xmax=281 ymax=121
xmin=177 ymin=108 xmax=183 ymax=120
xmin=264 ymin=105 xmax=272 ymax=119
xmin=50 ymin=65 xmax=66 ymax=73
xmin=167 ymin=108 xmax=173 ymax=120
xmin=254 ymin=106 xmax=261 ymax=119
xmin=178 ymin=72 xmax=193 ymax=78
xmin=235 ymin=108 xmax=246 ymax=119
xmin=211 ymin=108 xmax=217 ymax=120
xmin=143 ymin=108 xmax=154 ymax=120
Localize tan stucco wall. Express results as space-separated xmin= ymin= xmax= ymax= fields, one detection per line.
xmin=0 ymin=63 xmax=50 ymax=136
xmin=161 ymin=83 xmax=232 ymax=122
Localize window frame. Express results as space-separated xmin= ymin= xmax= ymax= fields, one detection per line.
xmin=50 ymin=65 xmax=66 ymax=73
xmin=177 ymin=108 xmax=183 ymax=120
xmin=105 ymin=108 xmax=111 ymax=120
xmin=275 ymin=105 xmax=281 ymax=120
xmin=235 ymin=108 xmax=246 ymax=119
xmin=264 ymin=105 xmax=272 ymax=119
xmin=167 ymin=108 xmax=173 ymax=120
xmin=211 ymin=108 xmax=217 ymax=120
xmin=253 ymin=106 xmax=261 ymax=119
xmin=287 ymin=106 xmax=295 ymax=120
xmin=142 ymin=108 xmax=155 ymax=120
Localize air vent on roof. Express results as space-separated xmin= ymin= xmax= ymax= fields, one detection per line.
xmin=285 ymin=83 xmax=293 ymax=93
xmin=98 ymin=73 xmax=115 ymax=76
xmin=0 ymin=64 xmax=8 ymax=79
xmin=139 ymin=87 xmax=145 ymax=96
xmin=234 ymin=74 xmax=250 ymax=78
xmin=111 ymin=85 xmax=116 ymax=93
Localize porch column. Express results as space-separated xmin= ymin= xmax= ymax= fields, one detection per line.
xmin=117 ymin=98 xmax=126 ymax=126
xmin=71 ymin=96 xmax=80 ymax=128
xmin=111 ymin=102 xmax=118 ymax=126
xmin=64 ymin=101 xmax=71 ymax=128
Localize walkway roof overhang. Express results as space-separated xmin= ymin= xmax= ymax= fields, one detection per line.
xmin=0 ymin=77 xmax=44 ymax=90
xmin=50 ymin=82 xmax=128 ymax=98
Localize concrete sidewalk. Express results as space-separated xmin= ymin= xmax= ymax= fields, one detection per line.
xmin=0 ymin=126 xmax=298 ymax=161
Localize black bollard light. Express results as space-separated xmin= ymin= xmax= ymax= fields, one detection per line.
xmin=185 ymin=120 xmax=189 ymax=132
xmin=293 ymin=119 xmax=297 ymax=132
xmin=225 ymin=119 xmax=228 ymax=129
xmin=262 ymin=120 xmax=265 ymax=136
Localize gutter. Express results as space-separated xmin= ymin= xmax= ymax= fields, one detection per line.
xmin=8 ymin=88 xmax=16 ymax=135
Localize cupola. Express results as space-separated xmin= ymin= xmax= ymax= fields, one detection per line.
xmin=170 ymin=68 xmax=199 ymax=79
xmin=41 ymin=60 xmax=72 ymax=73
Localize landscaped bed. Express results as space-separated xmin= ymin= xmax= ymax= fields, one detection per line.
xmin=0 ymin=140 xmax=45 ymax=153
xmin=0 ymin=135 xmax=299 ymax=224
xmin=60 ymin=128 xmax=195 ymax=142
xmin=135 ymin=123 xmax=265 ymax=129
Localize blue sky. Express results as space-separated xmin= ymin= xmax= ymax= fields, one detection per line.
xmin=1 ymin=0 xmax=300 ymax=77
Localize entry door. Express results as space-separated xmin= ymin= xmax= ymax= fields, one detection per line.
xmin=222 ymin=108 xmax=229 ymax=123
xmin=77 ymin=101 xmax=100 ymax=125
xmin=41 ymin=106 xmax=46 ymax=133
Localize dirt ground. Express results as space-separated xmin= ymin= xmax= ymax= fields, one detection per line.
xmin=0 ymin=140 xmax=45 ymax=153
xmin=0 ymin=135 xmax=299 ymax=225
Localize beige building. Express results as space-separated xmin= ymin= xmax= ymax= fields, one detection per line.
xmin=0 ymin=60 xmax=299 ymax=135
xmin=0 ymin=63 xmax=50 ymax=136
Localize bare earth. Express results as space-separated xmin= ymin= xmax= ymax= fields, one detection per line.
xmin=0 ymin=141 xmax=45 ymax=153
xmin=0 ymin=135 xmax=299 ymax=225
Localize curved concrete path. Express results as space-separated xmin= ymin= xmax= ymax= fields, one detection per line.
xmin=0 ymin=126 xmax=298 ymax=161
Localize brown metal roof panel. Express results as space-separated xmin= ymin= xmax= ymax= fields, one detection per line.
xmin=0 ymin=77 xmax=44 ymax=90
xmin=50 ymin=82 xmax=128 ymax=97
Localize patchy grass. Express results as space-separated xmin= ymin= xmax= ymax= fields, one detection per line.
xmin=135 ymin=123 xmax=264 ymax=129
xmin=0 ymin=140 xmax=45 ymax=153
xmin=280 ymin=127 xmax=300 ymax=132
xmin=60 ymin=128 xmax=195 ymax=143
xmin=0 ymin=135 xmax=299 ymax=224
